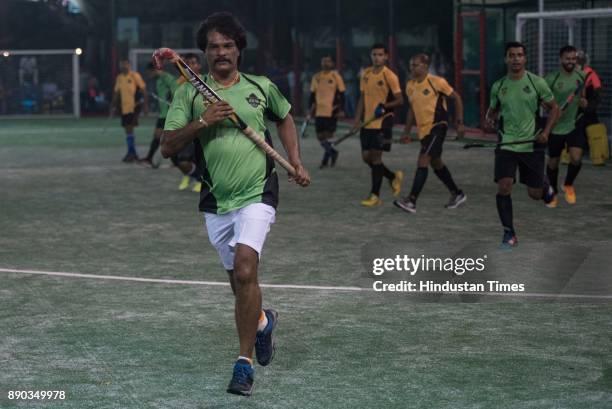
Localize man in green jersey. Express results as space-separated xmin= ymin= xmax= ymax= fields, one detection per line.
xmin=140 ymin=62 xmax=179 ymax=168
xmin=544 ymin=45 xmax=588 ymax=207
xmin=161 ymin=12 xmax=310 ymax=396
xmin=486 ymin=42 xmax=559 ymax=249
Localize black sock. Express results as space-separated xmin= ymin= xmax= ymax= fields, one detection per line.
xmin=496 ymin=194 xmax=514 ymax=233
xmin=371 ymin=164 xmax=384 ymax=195
xmin=546 ymin=166 xmax=559 ymax=193
xmin=320 ymin=141 xmax=332 ymax=164
xmin=146 ymin=137 xmax=160 ymax=161
xmin=409 ymin=167 xmax=428 ymax=203
xmin=564 ymin=162 xmax=582 ymax=186
xmin=433 ymin=166 xmax=459 ymax=195
xmin=382 ymin=164 xmax=395 ymax=181
xmin=188 ymin=164 xmax=202 ymax=181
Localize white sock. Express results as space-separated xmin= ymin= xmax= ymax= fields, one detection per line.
xmin=238 ymin=356 xmax=252 ymax=365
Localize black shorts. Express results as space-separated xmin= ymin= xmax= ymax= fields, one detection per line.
xmin=494 ymin=149 xmax=545 ymax=188
xmin=155 ymin=117 xmax=166 ymax=129
xmin=315 ymin=117 xmax=337 ymax=133
xmin=121 ymin=113 xmax=138 ymax=127
xmin=548 ymin=128 xmax=585 ymax=157
xmin=360 ymin=128 xmax=392 ymax=152
xmin=419 ymin=125 xmax=447 ymax=159
xmin=171 ymin=142 xmax=195 ymax=166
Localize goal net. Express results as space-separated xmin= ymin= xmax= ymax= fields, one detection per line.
xmin=516 ymin=8 xmax=612 ymax=130
xmin=129 ymin=48 xmax=202 ymax=114
xmin=0 ymin=49 xmax=80 ymax=118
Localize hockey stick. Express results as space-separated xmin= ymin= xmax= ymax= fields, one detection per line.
xmin=149 ymin=91 xmax=171 ymax=106
xmin=152 ymin=48 xmax=296 ymax=176
xmin=559 ymin=71 xmax=591 ymax=113
xmin=463 ymin=129 xmax=544 ymax=149
xmin=332 ymin=112 xmax=393 ymax=146
xmin=100 ymin=107 xmax=115 ymax=136
xmin=299 ymin=115 xmax=311 ymax=138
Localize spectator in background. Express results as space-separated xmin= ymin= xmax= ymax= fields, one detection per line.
xmin=19 ymin=56 xmax=38 ymax=85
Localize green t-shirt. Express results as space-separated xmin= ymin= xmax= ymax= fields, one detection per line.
xmin=156 ymin=72 xmax=178 ymax=119
xmin=489 ymin=71 xmax=554 ymax=153
xmin=544 ymin=70 xmax=584 ymax=135
xmin=165 ymin=73 xmax=291 ymax=214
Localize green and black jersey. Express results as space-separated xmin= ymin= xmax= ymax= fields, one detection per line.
xmin=165 ymin=73 xmax=291 ymax=214
xmin=544 ymin=70 xmax=585 ymax=135
xmin=156 ymin=72 xmax=178 ymax=119
xmin=489 ymin=71 xmax=554 ymax=153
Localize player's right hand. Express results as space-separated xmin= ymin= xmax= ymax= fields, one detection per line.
xmin=289 ymin=163 xmax=311 ymax=187
xmin=202 ymin=101 xmax=234 ymax=126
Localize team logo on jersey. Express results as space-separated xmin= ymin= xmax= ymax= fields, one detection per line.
xmin=423 ymin=89 xmax=431 ymax=96
xmin=523 ymin=86 xmax=532 ymax=94
xmin=500 ymin=87 xmax=507 ymax=96
xmin=377 ymin=80 xmax=384 ymax=87
xmin=328 ymin=79 xmax=334 ymax=84
xmin=556 ymin=82 xmax=564 ymax=90
xmin=246 ymin=93 xmax=262 ymax=108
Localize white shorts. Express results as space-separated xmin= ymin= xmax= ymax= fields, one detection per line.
xmin=204 ymin=202 xmax=276 ymax=270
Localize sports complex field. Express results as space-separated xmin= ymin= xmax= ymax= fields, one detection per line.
xmin=1 ymin=117 xmax=611 ymax=408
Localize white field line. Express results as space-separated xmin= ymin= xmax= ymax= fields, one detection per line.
xmin=1 ymin=267 xmax=612 ymax=300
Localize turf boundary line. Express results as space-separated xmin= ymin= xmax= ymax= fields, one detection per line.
xmin=2 ymin=268 xmax=612 ymax=300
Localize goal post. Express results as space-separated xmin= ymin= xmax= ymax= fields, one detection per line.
xmin=0 ymin=49 xmax=81 ymax=118
xmin=516 ymin=7 xmax=612 ymax=129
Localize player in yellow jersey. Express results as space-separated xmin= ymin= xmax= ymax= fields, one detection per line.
xmin=353 ymin=43 xmax=404 ymax=207
xmin=394 ymin=53 xmax=466 ymax=214
xmin=309 ymin=55 xmax=345 ymax=168
xmin=111 ymin=59 xmax=148 ymax=162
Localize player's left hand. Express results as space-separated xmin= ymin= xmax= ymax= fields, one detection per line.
xmin=579 ymin=97 xmax=588 ymax=108
xmin=289 ymin=162 xmax=310 ymax=187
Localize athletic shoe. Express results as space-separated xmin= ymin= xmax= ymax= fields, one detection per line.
xmin=191 ymin=181 xmax=202 ymax=193
xmin=542 ymin=175 xmax=555 ymax=204
xmin=122 ymin=153 xmax=138 ymax=163
xmin=499 ymin=230 xmax=518 ymax=249
xmin=391 ymin=170 xmax=404 ymax=197
xmin=138 ymin=158 xmax=153 ymax=168
xmin=319 ymin=162 xmax=328 ymax=170
xmin=226 ymin=359 xmax=254 ymax=396
xmin=330 ymin=149 xmax=339 ymax=167
xmin=545 ymin=195 xmax=558 ymax=208
xmin=255 ymin=309 xmax=278 ymax=366
xmin=361 ymin=194 xmax=382 ymax=207
xmin=393 ymin=197 xmax=416 ymax=214
xmin=563 ymin=185 xmax=576 ymax=204
xmin=445 ymin=190 xmax=467 ymax=209
xmin=178 ymin=176 xmax=190 ymax=191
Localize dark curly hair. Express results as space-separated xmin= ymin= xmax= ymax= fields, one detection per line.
xmin=196 ymin=12 xmax=247 ymax=64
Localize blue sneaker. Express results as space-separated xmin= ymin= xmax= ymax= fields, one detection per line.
xmin=500 ymin=229 xmax=518 ymax=250
xmin=226 ymin=359 xmax=254 ymax=396
xmin=255 ymin=309 xmax=278 ymax=366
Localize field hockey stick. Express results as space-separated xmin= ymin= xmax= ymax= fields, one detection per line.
xmin=463 ymin=130 xmax=544 ymax=149
xmin=149 ymin=91 xmax=171 ymax=106
xmin=559 ymin=71 xmax=591 ymax=113
xmin=152 ymin=48 xmax=296 ymax=176
xmin=299 ymin=114 xmax=311 ymax=138
xmin=332 ymin=112 xmax=393 ymax=146
xmin=100 ymin=107 xmax=115 ymax=136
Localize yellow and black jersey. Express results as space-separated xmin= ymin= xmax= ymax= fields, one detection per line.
xmin=406 ymin=73 xmax=453 ymax=139
xmin=310 ymin=70 xmax=346 ymax=117
xmin=114 ymin=70 xmax=146 ymax=115
xmin=359 ymin=66 xmax=401 ymax=129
